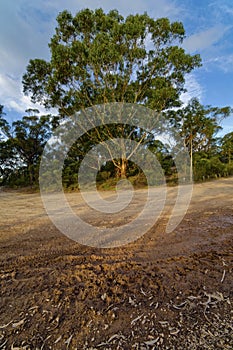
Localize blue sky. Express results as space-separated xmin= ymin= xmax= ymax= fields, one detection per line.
xmin=0 ymin=0 xmax=232 ymax=135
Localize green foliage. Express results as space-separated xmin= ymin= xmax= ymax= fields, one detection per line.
xmin=221 ymin=131 xmax=233 ymax=164
xmin=96 ymin=172 xmax=148 ymax=191
xmin=11 ymin=112 xmax=53 ymax=186
xmin=0 ymin=105 xmax=10 ymax=140
xmin=225 ymin=162 xmax=233 ymax=176
xmin=174 ymin=98 xmax=232 ymax=181
xmin=178 ymin=98 xmax=227 ymax=154
xmin=0 ymin=109 xmax=55 ymax=187
xmin=193 ymin=154 xmax=226 ymax=181
xmin=23 ymin=8 xmax=201 ymax=115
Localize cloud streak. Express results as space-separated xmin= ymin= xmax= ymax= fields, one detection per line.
xmin=203 ymin=54 xmax=233 ymax=73
xmin=180 ymin=74 xmax=204 ymax=105
xmin=183 ymin=25 xmax=230 ymax=53
xmin=0 ymin=73 xmax=54 ymax=117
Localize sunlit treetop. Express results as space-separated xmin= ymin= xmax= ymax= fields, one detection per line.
xmin=23 ymin=8 xmax=201 ymax=116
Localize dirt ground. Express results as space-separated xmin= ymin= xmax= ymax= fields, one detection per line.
xmin=0 ymin=178 xmax=232 ymax=349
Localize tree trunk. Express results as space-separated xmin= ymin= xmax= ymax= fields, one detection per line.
xmin=28 ymin=163 xmax=35 ymax=188
xmin=120 ymin=158 xmax=127 ymax=179
xmin=28 ymin=167 xmax=33 ymax=188
xmin=116 ymin=158 xmax=128 ymax=178
xmin=190 ymin=137 xmax=193 ymax=182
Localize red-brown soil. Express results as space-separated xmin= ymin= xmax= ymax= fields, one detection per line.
xmin=0 ymin=178 xmax=232 ymax=349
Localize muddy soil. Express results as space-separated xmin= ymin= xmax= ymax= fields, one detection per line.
xmin=0 ymin=178 xmax=232 ymax=349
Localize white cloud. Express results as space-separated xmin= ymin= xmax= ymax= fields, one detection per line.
xmin=218 ymin=116 xmax=233 ymax=136
xmin=220 ymin=5 xmax=233 ymax=16
xmin=208 ymin=1 xmax=233 ymax=20
xmin=183 ymin=25 xmax=230 ymax=53
xmin=43 ymin=0 xmax=183 ymax=19
xmin=180 ymin=74 xmax=204 ymax=105
xmin=204 ymin=54 xmax=233 ymax=73
xmin=0 ymin=1 xmax=52 ymax=96
xmin=0 ymin=73 xmax=54 ymax=115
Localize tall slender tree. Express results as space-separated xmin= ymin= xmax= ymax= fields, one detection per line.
xmin=0 ymin=105 xmax=10 ymax=140
xmin=177 ymin=98 xmax=231 ymax=180
xmin=221 ymin=132 xmax=233 ymax=164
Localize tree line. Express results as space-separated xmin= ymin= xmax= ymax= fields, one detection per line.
xmin=0 ymin=9 xmax=232 ymax=189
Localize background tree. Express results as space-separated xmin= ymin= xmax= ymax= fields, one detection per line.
xmin=177 ymin=98 xmax=231 ymax=181
xmin=0 ymin=105 xmax=16 ymax=184
xmin=0 ymin=105 xmax=10 ymax=140
xmin=0 ymin=109 xmax=56 ymax=187
xmin=221 ymin=132 xmax=233 ymax=164
xmin=23 ymin=8 xmax=201 ymax=178
xmin=11 ymin=110 xmax=55 ymax=186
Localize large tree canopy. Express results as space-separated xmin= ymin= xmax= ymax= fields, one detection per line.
xmin=21 ymin=8 xmax=232 ymax=184
xmin=23 ymin=8 xmax=201 ymax=116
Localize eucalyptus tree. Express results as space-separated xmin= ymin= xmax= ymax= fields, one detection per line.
xmin=0 ymin=109 xmax=55 ymax=187
xmin=23 ymin=8 xmax=202 ymax=178
xmin=221 ymin=131 xmax=233 ymax=164
xmin=0 ymin=105 xmax=14 ymax=184
xmin=0 ymin=105 xmax=10 ymax=140
xmin=11 ymin=110 xmax=54 ymax=186
xmin=178 ymin=98 xmax=231 ymax=180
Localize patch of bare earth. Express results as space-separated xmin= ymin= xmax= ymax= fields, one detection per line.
xmin=0 ymin=178 xmax=232 ymax=349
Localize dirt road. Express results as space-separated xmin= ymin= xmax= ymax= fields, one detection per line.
xmin=0 ymin=178 xmax=232 ymax=349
